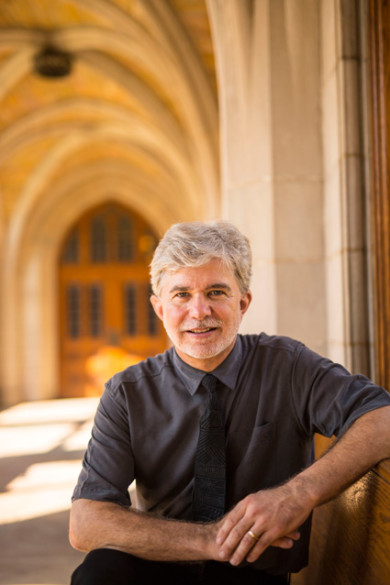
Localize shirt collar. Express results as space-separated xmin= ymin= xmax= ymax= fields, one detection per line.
xmin=172 ymin=335 xmax=243 ymax=396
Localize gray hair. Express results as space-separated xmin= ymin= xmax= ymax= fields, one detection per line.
xmin=150 ymin=220 xmax=252 ymax=296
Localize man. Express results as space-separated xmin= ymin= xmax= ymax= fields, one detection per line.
xmin=69 ymin=220 xmax=390 ymax=585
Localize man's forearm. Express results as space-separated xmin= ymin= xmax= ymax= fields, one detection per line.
xmin=290 ymin=405 xmax=390 ymax=507
xmin=69 ymin=498 xmax=218 ymax=562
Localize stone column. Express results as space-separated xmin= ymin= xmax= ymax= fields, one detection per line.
xmin=207 ymin=0 xmax=277 ymax=334
xmin=208 ymin=0 xmax=326 ymax=355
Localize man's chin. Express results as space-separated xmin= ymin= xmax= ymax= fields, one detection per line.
xmin=177 ymin=338 xmax=234 ymax=361
xmin=173 ymin=339 xmax=222 ymax=359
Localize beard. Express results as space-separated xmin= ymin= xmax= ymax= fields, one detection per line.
xmin=164 ymin=318 xmax=238 ymax=361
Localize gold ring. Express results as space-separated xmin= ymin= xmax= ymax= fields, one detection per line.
xmin=248 ymin=530 xmax=259 ymax=541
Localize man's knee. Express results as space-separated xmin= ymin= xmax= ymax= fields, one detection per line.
xmin=71 ymin=548 xmax=140 ymax=585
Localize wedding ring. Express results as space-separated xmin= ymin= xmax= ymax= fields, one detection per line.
xmin=248 ymin=530 xmax=259 ymax=541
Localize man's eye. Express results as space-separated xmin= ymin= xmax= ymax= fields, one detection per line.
xmin=175 ymin=292 xmax=189 ymax=298
xmin=209 ymin=290 xmax=224 ymax=296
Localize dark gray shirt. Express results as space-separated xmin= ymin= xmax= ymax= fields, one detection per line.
xmin=72 ymin=333 xmax=390 ymax=573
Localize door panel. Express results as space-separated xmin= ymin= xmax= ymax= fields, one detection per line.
xmin=58 ymin=202 xmax=167 ymax=397
xmin=369 ymin=0 xmax=390 ymax=390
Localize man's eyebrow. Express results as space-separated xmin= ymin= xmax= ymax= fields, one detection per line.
xmin=168 ymin=283 xmax=232 ymax=293
xmin=207 ymin=283 xmax=232 ymax=291
xmin=169 ymin=285 xmax=190 ymax=293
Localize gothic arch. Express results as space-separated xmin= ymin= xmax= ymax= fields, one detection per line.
xmin=2 ymin=177 xmax=184 ymax=404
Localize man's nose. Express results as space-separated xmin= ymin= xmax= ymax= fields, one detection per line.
xmin=188 ymin=294 xmax=212 ymax=319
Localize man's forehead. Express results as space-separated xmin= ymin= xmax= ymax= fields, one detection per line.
xmin=163 ymin=260 xmax=237 ymax=289
xmin=169 ymin=260 xmax=231 ymax=276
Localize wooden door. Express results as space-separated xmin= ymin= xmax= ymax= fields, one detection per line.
xmin=58 ymin=202 xmax=167 ymax=397
xmin=369 ymin=0 xmax=390 ymax=391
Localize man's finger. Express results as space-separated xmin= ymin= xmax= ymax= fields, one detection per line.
xmin=227 ymin=530 xmax=269 ymax=566
xmin=245 ymin=531 xmax=301 ymax=563
xmin=215 ymin=505 xmax=245 ymax=545
xmin=271 ymin=530 xmax=301 ymax=549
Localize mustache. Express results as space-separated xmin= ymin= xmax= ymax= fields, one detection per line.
xmin=181 ymin=319 xmax=223 ymax=330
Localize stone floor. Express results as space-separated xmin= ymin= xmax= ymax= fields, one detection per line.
xmin=0 ymin=397 xmax=99 ymax=585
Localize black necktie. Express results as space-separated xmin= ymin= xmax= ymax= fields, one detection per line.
xmin=192 ymin=373 xmax=226 ymax=521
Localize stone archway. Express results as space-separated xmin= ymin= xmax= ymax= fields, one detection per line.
xmin=0 ymin=181 xmax=183 ymax=406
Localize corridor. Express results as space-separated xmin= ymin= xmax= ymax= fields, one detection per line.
xmin=0 ymin=398 xmax=99 ymax=585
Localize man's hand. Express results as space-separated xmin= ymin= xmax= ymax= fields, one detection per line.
xmin=215 ymin=483 xmax=311 ymax=566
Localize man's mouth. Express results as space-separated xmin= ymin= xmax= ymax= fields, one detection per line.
xmin=182 ymin=321 xmax=221 ymax=335
xmin=187 ymin=327 xmax=217 ymax=334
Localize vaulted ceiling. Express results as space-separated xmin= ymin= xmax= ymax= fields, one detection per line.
xmin=0 ymin=0 xmax=220 ymax=239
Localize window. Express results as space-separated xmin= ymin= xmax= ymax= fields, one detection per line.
xmin=118 ymin=216 xmax=134 ymax=262
xmin=62 ymin=229 xmax=79 ymax=263
xmin=91 ymin=217 xmax=106 ymax=262
xmin=124 ymin=284 xmax=137 ymax=335
xmin=67 ymin=285 xmax=81 ymax=338
xmin=89 ymin=285 xmax=102 ymax=337
xmin=147 ymin=285 xmax=158 ymax=336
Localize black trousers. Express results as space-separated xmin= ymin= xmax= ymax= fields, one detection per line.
xmin=71 ymin=549 xmax=289 ymax=585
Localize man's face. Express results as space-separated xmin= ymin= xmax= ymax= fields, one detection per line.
xmin=150 ymin=258 xmax=251 ymax=371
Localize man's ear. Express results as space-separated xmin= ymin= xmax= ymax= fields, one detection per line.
xmin=240 ymin=291 xmax=252 ymax=315
xmin=150 ymin=294 xmax=164 ymax=321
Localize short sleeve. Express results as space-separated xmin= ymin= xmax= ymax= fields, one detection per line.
xmin=72 ymin=380 xmax=135 ymax=506
xmin=291 ymin=345 xmax=390 ymax=438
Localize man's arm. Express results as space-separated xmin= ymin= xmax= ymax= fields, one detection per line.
xmin=216 ymin=405 xmax=390 ymax=566
xmin=69 ymin=498 xmax=219 ymax=561
xmin=69 ymin=498 xmax=298 ymax=562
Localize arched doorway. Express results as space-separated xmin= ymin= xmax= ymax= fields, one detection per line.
xmin=58 ymin=201 xmax=167 ymax=397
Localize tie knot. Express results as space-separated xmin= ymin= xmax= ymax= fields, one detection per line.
xmin=202 ymin=373 xmax=217 ymax=393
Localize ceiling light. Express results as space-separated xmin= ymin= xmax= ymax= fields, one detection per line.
xmin=34 ymin=45 xmax=72 ymax=78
